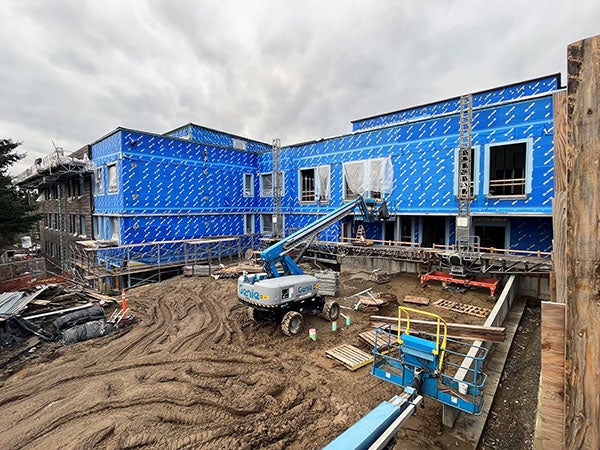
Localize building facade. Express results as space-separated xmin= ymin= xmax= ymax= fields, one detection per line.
xmin=20 ymin=73 xmax=561 ymax=282
xmin=15 ymin=146 xmax=94 ymax=271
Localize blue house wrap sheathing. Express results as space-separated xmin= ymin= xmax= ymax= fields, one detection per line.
xmin=91 ymin=73 xmax=561 ymax=261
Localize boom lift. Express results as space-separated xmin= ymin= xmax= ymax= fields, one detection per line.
xmin=238 ymin=195 xmax=388 ymax=335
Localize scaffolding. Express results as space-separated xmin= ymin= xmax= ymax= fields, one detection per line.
xmin=70 ymin=234 xmax=263 ymax=291
xmin=272 ymin=138 xmax=283 ymax=238
xmin=456 ymin=94 xmax=474 ymax=254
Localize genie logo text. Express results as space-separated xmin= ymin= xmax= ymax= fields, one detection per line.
xmin=239 ymin=285 xmax=261 ymax=300
xmin=298 ymin=285 xmax=315 ymax=294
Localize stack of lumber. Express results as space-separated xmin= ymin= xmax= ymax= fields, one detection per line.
xmin=314 ymin=270 xmax=340 ymax=296
xmin=183 ymin=265 xmax=211 ymax=276
xmin=370 ymin=315 xmax=506 ymax=342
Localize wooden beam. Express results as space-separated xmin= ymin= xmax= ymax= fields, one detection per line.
xmin=552 ymin=90 xmax=568 ymax=305
xmin=564 ymin=35 xmax=600 ymax=449
xmin=540 ymin=302 xmax=566 ymax=448
xmin=536 ymin=90 xmax=568 ymax=448
xmin=370 ymin=316 xmax=506 ymax=342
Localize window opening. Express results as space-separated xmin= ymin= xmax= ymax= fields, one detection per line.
xmin=261 ymin=214 xmax=273 ymax=233
xmin=244 ymin=174 xmax=254 ymax=197
xmin=107 ymin=164 xmax=118 ymax=193
xmin=80 ymin=216 xmax=86 ymax=237
xmin=245 ymin=214 xmax=254 ymax=234
xmin=488 ymin=143 xmax=526 ymax=196
xmin=300 ymin=168 xmax=315 ymax=202
xmin=260 ymin=173 xmax=273 ymax=197
xmin=474 ymin=225 xmax=507 ymax=250
xmin=95 ymin=167 xmax=104 ymax=195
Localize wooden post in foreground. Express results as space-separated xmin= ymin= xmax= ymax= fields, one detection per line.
xmin=536 ymin=89 xmax=567 ymax=448
xmin=564 ymin=35 xmax=600 ymax=449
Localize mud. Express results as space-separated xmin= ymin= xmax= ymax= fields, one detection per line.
xmin=0 ymin=270 xmax=536 ymax=449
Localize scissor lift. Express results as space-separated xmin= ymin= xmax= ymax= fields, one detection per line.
xmin=372 ymin=307 xmax=488 ymax=415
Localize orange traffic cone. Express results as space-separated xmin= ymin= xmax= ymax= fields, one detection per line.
xmin=121 ymin=289 xmax=127 ymax=314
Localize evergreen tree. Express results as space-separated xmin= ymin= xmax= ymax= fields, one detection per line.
xmin=0 ymin=139 xmax=41 ymax=247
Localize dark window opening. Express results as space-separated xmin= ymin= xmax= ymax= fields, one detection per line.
xmin=421 ymin=216 xmax=446 ymax=248
xmin=489 ymin=142 xmax=526 ymax=196
xmin=475 ymin=225 xmax=506 ymax=250
xmin=383 ymin=221 xmax=395 ymax=241
xmin=300 ymin=168 xmax=315 ymax=202
xmin=401 ymin=219 xmax=412 ymax=243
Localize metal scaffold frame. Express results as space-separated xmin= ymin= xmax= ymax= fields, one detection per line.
xmin=70 ymin=234 xmax=263 ymax=290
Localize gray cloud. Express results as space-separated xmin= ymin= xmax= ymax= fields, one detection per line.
xmin=1 ymin=0 xmax=599 ymax=175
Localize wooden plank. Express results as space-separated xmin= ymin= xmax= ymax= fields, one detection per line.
xmin=358 ymin=329 xmax=395 ymax=351
xmin=553 ymin=90 xmax=568 ymax=193
xmin=30 ymin=299 xmax=51 ymax=306
xmin=325 ymin=344 xmax=373 ymax=371
xmin=540 ymin=302 xmax=565 ymax=448
xmin=370 ymin=315 xmax=505 ymax=342
xmin=564 ymin=35 xmax=600 ymax=450
xmin=403 ymin=295 xmax=430 ymax=305
xmin=552 ymin=90 xmax=568 ymax=305
xmin=433 ymin=299 xmax=490 ymax=318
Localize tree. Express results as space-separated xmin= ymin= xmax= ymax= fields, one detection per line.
xmin=0 ymin=139 xmax=41 ymax=247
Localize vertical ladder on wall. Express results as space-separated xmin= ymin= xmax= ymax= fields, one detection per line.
xmin=272 ymin=138 xmax=283 ymax=238
xmin=455 ymin=94 xmax=473 ymax=256
xmin=356 ymin=225 xmax=366 ymax=240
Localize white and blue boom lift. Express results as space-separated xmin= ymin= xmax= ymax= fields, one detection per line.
xmin=237 ymin=195 xmax=388 ymax=335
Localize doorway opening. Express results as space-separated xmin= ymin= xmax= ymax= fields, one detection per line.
xmin=421 ymin=216 xmax=446 ymax=248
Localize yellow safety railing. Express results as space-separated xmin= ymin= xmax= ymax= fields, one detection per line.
xmin=398 ymin=306 xmax=448 ymax=370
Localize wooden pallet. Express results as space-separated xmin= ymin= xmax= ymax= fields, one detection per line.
xmin=433 ymin=299 xmax=491 ymax=318
xmin=325 ymin=344 xmax=373 ymax=371
xmin=358 ymin=328 xmax=397 ymax=351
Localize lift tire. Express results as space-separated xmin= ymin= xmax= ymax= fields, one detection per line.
xmin=247 ymin=307 xmax=262 ymax=322
xmin=281 ymin=311 xmax=304 ymax=336
xmin=322 ymin=300 xmax=340 ymax=322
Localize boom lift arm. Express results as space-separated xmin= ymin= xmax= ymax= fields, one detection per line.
xmin=260 ymin=195 xmax=378 ymax=278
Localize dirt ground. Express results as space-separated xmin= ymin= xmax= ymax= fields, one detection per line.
xmin=0 ymin=269 xmax=539 ymax=449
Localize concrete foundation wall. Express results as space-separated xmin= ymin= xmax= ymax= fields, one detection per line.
xmin=339 ymin=255 xmax=422 ymax=275
xmin=518 ymin=274 xmax=550 ymax=300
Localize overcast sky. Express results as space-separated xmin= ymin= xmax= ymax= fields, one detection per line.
xmin=1 ymin=0 xmax=599 ymax=175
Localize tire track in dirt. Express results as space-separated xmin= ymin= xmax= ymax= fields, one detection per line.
xmin=2 ymin=273 xmax=445 ymax=449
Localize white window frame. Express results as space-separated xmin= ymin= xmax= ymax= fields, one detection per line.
xmin=299 ymin=167 xmax=316 ymax=203
xmin=261 ymin=214 xmax=273 ymax=234
xmin=298 ymin=165 xmax=330 ymax=204
xmin=107 ymin=163 xmax=118 ymax=194
xmin=95 ymin=166 xmax=104 ymax=195
xmin=260 ymin=173 xmax=273 ymax=197
xmin=244 ymin=214 xmax=254 ymax=234
xmin=109 ymin=217 xmax=120 ymax=243
xmin=80 ymin=215 xmax=87 ymax=238
xmin=483 ymin=138 xmax=533 ymax=199
xmin=453 ymin=145 xmax=481 ymax=197
xmin=93 ymin=216 xmax=102 ymax=240
xmin=244 ymin=173 xmax=254 ymax=197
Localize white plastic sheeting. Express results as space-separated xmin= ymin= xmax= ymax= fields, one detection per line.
xmin=315 ymin=165 xmax=331 ymax=202
xmin=107 ymin=164 xmax=118 ymax=193
xmin=343 ymin=157 xmax=394 ymax=196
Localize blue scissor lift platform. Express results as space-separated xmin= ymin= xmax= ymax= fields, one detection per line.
xmin=372 ymin=307 xmax=488 ymax=415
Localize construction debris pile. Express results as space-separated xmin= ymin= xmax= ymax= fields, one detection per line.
xmin=0 ymin=281 xmax=134 ymax=353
